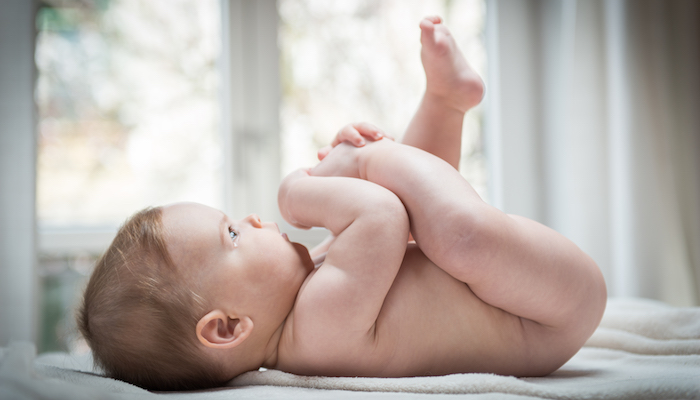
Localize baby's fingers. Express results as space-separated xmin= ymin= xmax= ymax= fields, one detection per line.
xmin=355 ymin=122 xmax=391 ymax=141
xmin=331 ymin=124 xmax=366 ymax=147
xmin=318 ymin=145 xmax=333 ymax=161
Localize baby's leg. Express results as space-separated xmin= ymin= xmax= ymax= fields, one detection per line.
xmin=363 ymin=140 xmax=607 ymax=373
xmin=402 ymin=17 xmax=484 ymax=169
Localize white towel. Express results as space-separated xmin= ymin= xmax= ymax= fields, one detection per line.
xmin=1 ymin=297 xmax=698 ymax=399
xmin=587 ymin=297 xmax=700 ymax=354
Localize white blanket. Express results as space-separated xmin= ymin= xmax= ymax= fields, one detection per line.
xmin=2 ymin=297 xmax=699 ymax=399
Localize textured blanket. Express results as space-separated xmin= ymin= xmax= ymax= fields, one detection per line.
xmin=2 ymin=297 xmax=699 ymax=399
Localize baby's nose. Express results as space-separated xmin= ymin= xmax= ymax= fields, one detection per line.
xmin=245 ymin=214 xmax=263 ymax=228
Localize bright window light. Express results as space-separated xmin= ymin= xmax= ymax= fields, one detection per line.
xmin=35 ymin=0 xmax=222 ymax=229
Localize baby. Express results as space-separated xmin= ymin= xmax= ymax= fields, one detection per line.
xmin=78 ymin=17 xmax=607 ymax=391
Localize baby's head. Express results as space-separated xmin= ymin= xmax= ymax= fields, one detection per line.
xmin=78 ymin=203 xmax=314 ymax=390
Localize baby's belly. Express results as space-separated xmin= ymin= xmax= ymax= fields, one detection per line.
xmin=372 ymin=244 xmax=524 ymax=376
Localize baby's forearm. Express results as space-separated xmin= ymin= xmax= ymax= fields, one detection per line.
xmin=279 ymin=165 xmax=408 ymax=236
xmin=278 ymin=166 xmax=410 ymax=339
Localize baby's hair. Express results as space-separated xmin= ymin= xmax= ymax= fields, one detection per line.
xmin=77 ymin=207 xmax=225 ymax=391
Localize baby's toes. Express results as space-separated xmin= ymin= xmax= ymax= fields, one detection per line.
xmin=419 ymin=18 xmax=436 ymax=40
xmin=425 ymin=15 xmax=442 ymax=24
xmin=421 ymin=28 xmax=452 ymax=56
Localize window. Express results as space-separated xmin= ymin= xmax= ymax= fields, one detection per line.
xmin=35 ymin=0 xmax=486 ymax=352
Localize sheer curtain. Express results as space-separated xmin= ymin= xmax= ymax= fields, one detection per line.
xmin=486 ymin=0 xmax=700 ymax=306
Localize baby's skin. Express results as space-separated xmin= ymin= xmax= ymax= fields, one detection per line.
xmin=162 ymin=17 xmax=606 ymax=380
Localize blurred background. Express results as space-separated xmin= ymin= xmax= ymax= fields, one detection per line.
xmin=1 ymin=0 xmax=698 ymax=354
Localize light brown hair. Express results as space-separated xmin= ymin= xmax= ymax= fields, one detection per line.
xmin=77 ymin=207 xmax=225 ymax=390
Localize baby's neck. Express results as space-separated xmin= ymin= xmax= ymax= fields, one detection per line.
xmin=217 ymin=316 xmax=288 ymax=378
xmin=260 ymin=316 xmax=288 ymax=370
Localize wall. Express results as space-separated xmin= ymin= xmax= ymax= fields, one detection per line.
xmin=0 ymin=0 xmax=38 ymax=346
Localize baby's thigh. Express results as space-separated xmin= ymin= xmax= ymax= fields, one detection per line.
xmin=411 ymin=202 xmax=499 ymax=284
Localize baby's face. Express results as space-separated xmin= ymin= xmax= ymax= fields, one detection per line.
xmin=162 ymin=202 xmax=314 ymax=323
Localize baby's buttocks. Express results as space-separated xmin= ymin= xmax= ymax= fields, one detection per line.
xmin=372 ymin=245 xmax=527 ymax=377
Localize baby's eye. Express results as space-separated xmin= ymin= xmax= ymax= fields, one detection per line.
xmin=229 ymin=228 xmax=238 ymax=241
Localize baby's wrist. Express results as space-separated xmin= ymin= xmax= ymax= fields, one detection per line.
xmin=359 ymin=139 xmax=396 ymax=180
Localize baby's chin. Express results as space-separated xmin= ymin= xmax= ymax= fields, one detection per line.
xmin=291 ymin=242 xmax=315 ymax=272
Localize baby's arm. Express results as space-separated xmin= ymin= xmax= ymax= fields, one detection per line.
xmin=278 ymin=169 xmax=409 ymax=364
xmin=309 ymin=122 xmax=392 ymax=258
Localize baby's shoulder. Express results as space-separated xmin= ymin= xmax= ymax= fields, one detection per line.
xmin=276 ymin=304 xmax=380 ymax=376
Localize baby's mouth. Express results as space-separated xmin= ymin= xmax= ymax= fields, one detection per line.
xmin=281 ymin=232 xmax=290 ymax=241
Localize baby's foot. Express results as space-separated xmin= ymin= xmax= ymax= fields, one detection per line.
xmin=420 ymin=16 xmax=484 ymax=113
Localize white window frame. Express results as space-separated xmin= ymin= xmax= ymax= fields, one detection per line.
xmin=221 ymin=0 xmax=280 ymax=221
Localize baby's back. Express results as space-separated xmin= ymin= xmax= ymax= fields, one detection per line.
xmin=276 ymin=244 xmax=536 ymax=377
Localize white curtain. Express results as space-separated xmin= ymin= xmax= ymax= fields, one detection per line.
xmin=485 ymin=0 xmax=700 ymax=306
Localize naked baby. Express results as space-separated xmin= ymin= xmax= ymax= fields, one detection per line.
xmin=78 ymin=17 xmax=607 ymax=391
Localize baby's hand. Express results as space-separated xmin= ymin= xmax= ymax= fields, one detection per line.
xmin=311 ymin=137 xmax=394 ymax=180
xmin=311 ymin=142 xmax=363 ymax=179
xmin=318 ymin=122 xmax=393 ymax=161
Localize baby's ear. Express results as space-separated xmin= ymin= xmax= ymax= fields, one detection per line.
xmin=196 ymin=310 xmax=253 ymax=349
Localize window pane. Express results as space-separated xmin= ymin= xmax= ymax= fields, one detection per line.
xmin=35 ymin=0 xmax=222 ymax=228
xmin=278 ymin=0 xmax=488 ymax=200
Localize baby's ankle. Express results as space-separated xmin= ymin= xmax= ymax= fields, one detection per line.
xmin=425 ymin=75 xmax=484 ymax=114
